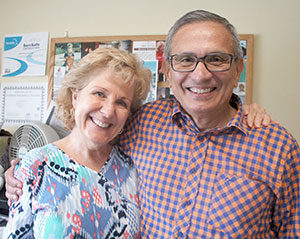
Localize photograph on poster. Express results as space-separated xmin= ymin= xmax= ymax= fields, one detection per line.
xmin=54 ymin=42 xmax=81 ymax=74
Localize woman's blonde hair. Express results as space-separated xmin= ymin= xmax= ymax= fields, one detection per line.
xmin=56 ymin=47 xmax=151 ymax=130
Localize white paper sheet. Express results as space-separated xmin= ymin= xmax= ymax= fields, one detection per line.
xmin=2 ymin=32 xmax=49 ymax=77
xmin=0 ymin=80 xmax=48 ymax=125
xmin=143 ymin=60 xmax=158 ymax=103
xmin=133 ymin=41 xmax=156 ymax=61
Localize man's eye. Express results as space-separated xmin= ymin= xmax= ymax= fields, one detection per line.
xmin=176 ymin=56 xmax=195 ymax=64
xmin=207 ymin=55 xmax=227 ymax=64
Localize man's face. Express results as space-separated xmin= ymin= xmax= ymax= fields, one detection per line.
xmin=164 ymin=21 xmax=244 ymax=123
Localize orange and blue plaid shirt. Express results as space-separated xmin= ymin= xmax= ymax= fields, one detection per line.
xmin=119 ymin=95 xmax=300 ymax=238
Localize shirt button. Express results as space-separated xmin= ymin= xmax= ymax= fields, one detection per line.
xmin=190 ymin=167 xmax=197 ymax=174
xmin=184 ymin=200 xmax=191 ymax=207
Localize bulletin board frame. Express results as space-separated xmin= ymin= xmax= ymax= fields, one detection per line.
xmin=48 ymin=34 xmax=253 ymax=105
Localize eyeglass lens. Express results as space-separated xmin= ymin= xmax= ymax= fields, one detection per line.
xmin=171 ymin=53 xmax=233 ymax=72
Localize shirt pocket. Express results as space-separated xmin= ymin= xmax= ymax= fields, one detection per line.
xmin=206 ymin=173 xmax=273 ymax=237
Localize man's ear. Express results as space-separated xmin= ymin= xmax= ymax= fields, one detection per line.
xmin=162 ymin=59 xmax=172 ymax=88
xmin=234 ymin=59 xmax=244 ymax=88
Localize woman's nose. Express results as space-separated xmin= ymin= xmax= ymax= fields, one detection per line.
xmin=100 ymin=101 xmax=115 ymax=118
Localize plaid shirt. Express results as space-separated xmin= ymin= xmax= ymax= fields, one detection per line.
xmin=119 ymin=95 xmax=300 ymax=238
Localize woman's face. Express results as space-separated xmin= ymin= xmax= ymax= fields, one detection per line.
xmin=72 ymin=68 xmax=134 ymax=147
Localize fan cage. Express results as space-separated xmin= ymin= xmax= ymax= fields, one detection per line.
xmin=9 ymin=122 xmax=60 ymax=161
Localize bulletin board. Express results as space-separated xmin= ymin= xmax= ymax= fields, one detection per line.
xmin=48 ymin=34 xmax=253 ymax=105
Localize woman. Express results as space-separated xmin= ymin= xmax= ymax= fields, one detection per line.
xmin=3 ymin=47 xmax=151 ymax=238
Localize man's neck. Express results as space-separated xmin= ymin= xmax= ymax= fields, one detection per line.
xmin=192 ymin=105 xmax=237 ymax=132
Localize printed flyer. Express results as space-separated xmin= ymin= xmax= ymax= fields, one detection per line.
xmin=2 ymin=32 xmax=49 ymax=77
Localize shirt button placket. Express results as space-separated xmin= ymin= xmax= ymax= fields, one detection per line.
xmin=177 ymin=231 xmax=185 ymax=238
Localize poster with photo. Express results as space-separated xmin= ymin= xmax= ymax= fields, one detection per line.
xmin=52 ymin=42 xmax=81 ymax=100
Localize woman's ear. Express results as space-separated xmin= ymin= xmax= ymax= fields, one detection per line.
xmin=71 ymin=88 xmax=79 ymax=108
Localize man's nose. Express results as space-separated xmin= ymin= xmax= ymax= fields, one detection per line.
xmin=190 ymin=60 xmax=213 ymax=79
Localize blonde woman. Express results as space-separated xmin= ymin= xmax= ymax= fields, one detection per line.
xmin=4 ymin=47 xmax=151 ymax=238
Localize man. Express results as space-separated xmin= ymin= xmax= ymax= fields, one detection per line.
xmin=119 ymin=10 xmax=300 ymax=238
xmin=6 ymin=9 xmax=292 ymax=238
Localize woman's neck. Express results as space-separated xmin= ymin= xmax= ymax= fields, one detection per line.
xmin=54 ymin=133 xmax=113 ymax=172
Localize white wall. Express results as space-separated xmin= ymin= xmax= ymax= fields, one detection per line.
xmin=0 ymin=0 xmax=299 ymax=142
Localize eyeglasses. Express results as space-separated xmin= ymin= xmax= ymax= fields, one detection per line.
xmin=168 ymin=53 xmax=236 ymax=72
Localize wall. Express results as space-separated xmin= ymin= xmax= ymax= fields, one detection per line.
xmin=0 ymin=0 xmax=299 ymax=142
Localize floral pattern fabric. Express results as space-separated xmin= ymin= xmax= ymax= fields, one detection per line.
xmin=4 ymin=144 xmax=140 ymax=239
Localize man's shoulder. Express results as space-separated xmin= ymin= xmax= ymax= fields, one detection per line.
xmin=246 ymin=120 xmax=298 ymax=147
xmin=140 ymin=98 xmax=172 ymax=110
xmin=134 ymin=98 xmax=173 ymax=117
xmin=269 ymin=121 xmax=298 ymax=144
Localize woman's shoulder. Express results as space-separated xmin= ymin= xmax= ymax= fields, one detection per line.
xmin=18 ymin=144 xmax=69 ymax=174
xmin=19 ymin=144 xmax=52 ymax=166
xmin=16 ymin=144 xmax=77 ymax=184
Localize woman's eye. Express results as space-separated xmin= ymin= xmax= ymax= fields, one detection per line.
xmin=95 ymin=91 xmax=105 ymax=97
xmin=117 ymin=100 xmax=128 ymax=108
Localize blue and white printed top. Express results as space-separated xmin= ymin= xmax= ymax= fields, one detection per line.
xmin=4 ymin=144 xmax=140 ymax=238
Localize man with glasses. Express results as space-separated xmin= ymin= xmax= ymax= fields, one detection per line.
xmin=120 ymin=9 xmax=300 ymax=238
xmin=5 ymin=9 xmax=299 ymax=238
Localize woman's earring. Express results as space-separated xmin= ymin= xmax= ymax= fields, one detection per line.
xmin=70 ymin=107 xmax=75 ymax=117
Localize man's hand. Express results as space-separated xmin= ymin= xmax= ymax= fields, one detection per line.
xmin=243 ymin=103 xmax=271 ymax=128
xmin=5 ymin=159 xmax=23 ymax=206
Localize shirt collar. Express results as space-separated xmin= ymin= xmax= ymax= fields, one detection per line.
xmin=170 ymin=94 xmax=249 ymax=136
xmin=226 ymin=94 xmax=249 ymax=136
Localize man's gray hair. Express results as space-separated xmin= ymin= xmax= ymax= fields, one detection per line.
xmin=164 ymin=10 xmax=243 ymax=61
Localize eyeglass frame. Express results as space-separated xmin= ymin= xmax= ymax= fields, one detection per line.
xmin=167 ymin=52 xmax=237 ymax=73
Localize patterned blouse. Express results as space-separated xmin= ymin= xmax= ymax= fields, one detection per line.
xmin=4 ymin=144 xmax=140 ymax=238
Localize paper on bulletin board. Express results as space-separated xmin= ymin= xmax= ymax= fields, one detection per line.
xmin=133 ymin=41 xmax=156 ymax=61
xmin=0 ymin=48 xmax=2 ymax=75
xmin=2 ymin=32 xmax=49 ymax=77
xmin=233 ymin=39 xmax=247 ymax=104
xmin=143 ymin=60 xmax=158 ymax=103
xmin=0 ymin=78 xmax=48 ymax=126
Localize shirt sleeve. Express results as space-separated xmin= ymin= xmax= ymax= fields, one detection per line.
xmin=275 ymin=141 xmax=300 ymax=237
xmin=3 ymin=150 xmax=41 ymax=238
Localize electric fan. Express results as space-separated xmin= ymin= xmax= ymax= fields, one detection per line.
xmin=8 ymin=121 xmax=60 ymax=162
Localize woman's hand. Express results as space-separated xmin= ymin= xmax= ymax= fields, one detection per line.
xmin=5 ymin=159 xmax=23 ymax=206
xmin=243 ymin=103 xmax=271 ymax=127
